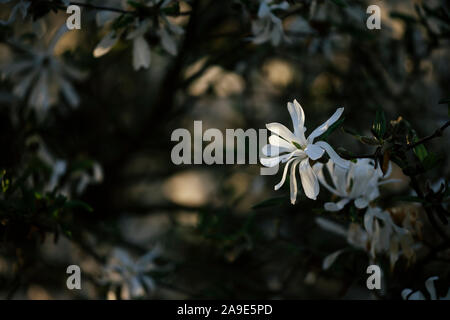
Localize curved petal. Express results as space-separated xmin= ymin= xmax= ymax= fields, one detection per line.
xmin=315 ymin=163 xmax=340 ymax=196
xmin=132 ymin=36 xmax=151 ymax=70
xmin=425 ymin=276 xmax=439 ymax=300
xmin=269 ymin=134 xmax=296 ymax=151
xmin=262 ymin=144 xmax=291 ymax=157
xmin=323 ymin=250 xmax=345 ymax=270
xmin=314 ymin=141 xmax=350 ymax=169
xmin=275 ymin=158 xmax=296 ymax=190
xmin=324 ymin=198 xmax=350 ymax=212
xmin=332 ymin=164 xmax=349 ymax=196
xmin=378 ymin=179 xmax=402 ymax=186
xmin=159 ymin=27 xmax=178 ymax=55
xmin=299 ymin=158 xmax=319 ymax=200
xmin=260 ymin=156 xmax=283 ymax=167
xmin=307 ymin=107 xmax=344 ymax=143
xmin=287 ymin=100 xmax=306 ymax=144
xmin=401 ymin=289 xmax=413 ymax=300
xmin=260 ymin=149 xmax=302 ymax=167
xmin=354 ymin=197 xmax=369 ymax=209
xmin=93 ymin=31 xmax=120 ymax=58
xmin=407 ymin=291 xmax=426 ymax=300
xmin=305 ymin=143 xmax=325 ymax=160
xmin=289 ymin=159 xmax=301 ymax=204
xmin=266 ymin=122 xmax=301 ymax=145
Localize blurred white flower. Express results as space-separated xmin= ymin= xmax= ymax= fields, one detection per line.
xmin=316 ymin=206 xmax=416 ymax=270
xmin=0 ymin=0 xmax=30 ymax=25
xmin=73 ymin=161 xmax=103 ymax=194
xmin=93 ymin=0 xmax=184 ymax=70
xmin=27 ymin=135 xmax=103 ymax=196
xmin=251 ymin=0 xmax=289 ymax=46
xmin=402 ymin=276 xmax=450 ymax=300
xmin=101 ymin=246 xmax=163 ymax=300
xmin=1 ymin=25 xmax=87 ymax=117
xmin=260 ymin=99 xmax=349 ymax=203
xmin=314 ymin=159 xmax=399 ymax=212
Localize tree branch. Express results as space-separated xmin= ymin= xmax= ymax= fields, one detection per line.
xmin=407 ymin=120 xmax=450 ymax=150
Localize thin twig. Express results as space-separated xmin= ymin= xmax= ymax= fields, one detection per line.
xmin=407 ymin=120 xmax=450 ymax=149
xmin=68 ymin=1 xmax=133 ymax=14
xmin=45 ymin=1 xmax=192 ymax=16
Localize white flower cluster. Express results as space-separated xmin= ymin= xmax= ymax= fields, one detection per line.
xmin=316 ymin=206 xmax=416 ymax=271
xmin=314 ymin=158 xmax=399 ymax=211
xmin=0 ymin=0 xmax=185 ymax=116
xmin=260 ymin=99 xmax=398 ymax=206
xmin=251 ymin=0 xmax=290 ymax=46
xmin=100 ymin=246 xmax=165 ymax=300
xmin=93 ymin=0 xmax=184 ymax=70
xmin=260 ymin=100 xmax=419 ymax=270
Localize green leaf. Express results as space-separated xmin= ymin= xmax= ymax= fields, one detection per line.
xmin=372 ymin=108 xmax=387 ymax=140
xmin=252 ymin=196 xmax=287 ymax=209
xmin=413 ymin=136 xmax=428 ymax=162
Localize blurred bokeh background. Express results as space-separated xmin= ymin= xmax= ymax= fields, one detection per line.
xmin=0 ymin=0 xmax=449 ymax=299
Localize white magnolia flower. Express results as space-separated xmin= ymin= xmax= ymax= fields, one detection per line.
xmin=260 ymin=99 xmax=349 ymax=204
xmin=101 ymin=246 xmax=163 ymax=300
xmin=1 ymin=25 xmax=87 ymax=116
xmin=314 ymin=159 xmax=399 ymax=212
xmin=402 ymin=276 xmax=450 ymax=300
xmin=93 ymin=0 xmax=184 ymax=70
xmin=316 ymin=206 xmax=416 ymax=270
xmin=251 ymin=0 xmax=290 ymax=46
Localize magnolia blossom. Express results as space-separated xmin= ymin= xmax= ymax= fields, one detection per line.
xmin=1 ymin=25 xmax=87 ymax=116
xmin=27 ymin=135 xmax=103 ymax=196
xmin=402 ymin=276 xmax=450 ymax=300
xmin=260 ymin=99 xmax=349 ymax=204
xmin=100 ymin=246 xmax=163 ymax=300
xmin=314 ymin=159 xmax=399 ymax=212
xmin=93 ymin=0 xmax=184 ymax=70
xmin=316 ymin=206 xmax=416 ymax=270
xmin=251 ymin=0 xmax=290 ymax=46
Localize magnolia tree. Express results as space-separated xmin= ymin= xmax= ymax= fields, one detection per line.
xmin=0 ymin=0 xmax=449 ymax=300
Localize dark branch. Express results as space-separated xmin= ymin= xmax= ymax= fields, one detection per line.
xmin=407 ymin=120 xmax=450 ymax=150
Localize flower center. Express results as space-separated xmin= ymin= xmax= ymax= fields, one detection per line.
xmin=292 ymin=141 xmax=304 ymax=150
